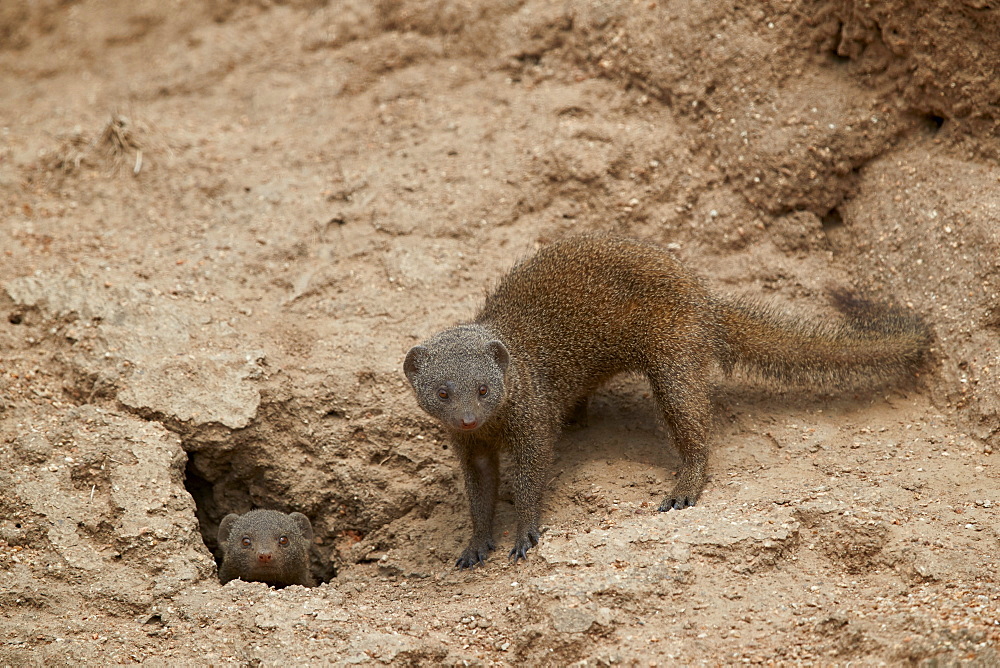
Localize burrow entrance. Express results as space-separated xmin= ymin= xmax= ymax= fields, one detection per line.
xmin=177 ymin=403 xmax=444 ymax=587
xmin=183 ymin=450 xmax=343 ymax=586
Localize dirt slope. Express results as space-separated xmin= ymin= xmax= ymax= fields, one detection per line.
xmin=1 ymin=1 xmax=997 ymax=665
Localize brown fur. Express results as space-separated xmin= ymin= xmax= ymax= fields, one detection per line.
xmin=217 ymin=509 xmax=315 ymax=587
xmin=404 ymin=235 xmax=930 ymax=568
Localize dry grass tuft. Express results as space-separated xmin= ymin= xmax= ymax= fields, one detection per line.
xmin=97 ymin=114 xmax=146 ymax=174
xmin=37 ymin=112 xmax=156 ymax=179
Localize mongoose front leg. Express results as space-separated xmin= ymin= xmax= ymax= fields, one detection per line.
xmin=456 ymin=442 xmax=499 ymax=569
xmin=508 ymin=430 xmax=553 ymax=562
xmin=649 ymin=364 xmax=712 ymax=510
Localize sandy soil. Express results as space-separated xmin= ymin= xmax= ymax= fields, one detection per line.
xmin=1 ymin=1 xmax=998 ymax=665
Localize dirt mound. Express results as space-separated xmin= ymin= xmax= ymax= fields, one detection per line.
xmin=0 ymin=1 xmax=997 ymax=664
xmin=808 ymin=0 xmax=1000 ymax=151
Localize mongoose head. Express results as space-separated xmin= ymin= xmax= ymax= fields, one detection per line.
xmin=404 ymin=324 xmax=510 ymax=433
xmin=218 ymin=509 xmax=313 ymax=587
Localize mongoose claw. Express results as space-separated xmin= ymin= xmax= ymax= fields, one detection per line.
xmin=658 ymin=496 xmax=696 ymax=512
xmin=455 ymin=553 xmax=486 ymax=569
xmin=456 ymin=540 xmax=495 ymax=569
xmin=508 ymin=530 xmax=540 ymax=563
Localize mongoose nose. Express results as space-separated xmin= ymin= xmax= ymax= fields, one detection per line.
xmin=460 ymin=416 xmax=478 ymax=430
xmin=257 ymin=552 xmax=272 ymax=564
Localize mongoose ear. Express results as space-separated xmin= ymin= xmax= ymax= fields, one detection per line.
xmin=218 ymin=514 xmax=240 ymax=544
xmin=488 ymin=340 xmax=510 ymax=373
xmin=403 ymin=346 xmax=429 ymax=383
xmin=289 ymin=512 xmax=314 ymax=541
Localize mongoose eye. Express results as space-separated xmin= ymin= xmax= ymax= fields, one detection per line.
xmin=478 ymin=385 xmax=489 ymax=396
xmin=437 ymin=388 xmax=449 ymax=400
xmin=278 ymin=536 xmax=289 ymax=547
xmin=241 ymin=536 xmax=252 ymax=548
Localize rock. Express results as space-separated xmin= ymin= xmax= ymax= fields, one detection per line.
xmin=344 ymin=632 xmax=446 ymax=664
xmin=538 ymin=508 xmax=799 ymax=569
xmin=13 ymin=432 xmax=53 ymax=464
xmin=116 ymin=351 xmax=264 ymax=429
xmin=552 ymin=607 xmax=597 ymax=633
xmin=5 ymin=275 xmax=265 ymax=431
xmin=0 ymin=406 xmax=215 ymax=607
xmin=315 ymin=608 xmax=350 ymax=622
xmin=550 ymin=605 xmax=613 ymax=633
xmin=894 ymin=546 xmax=946 ymax=582
xmin=255 ymin=613 xmax=280 ymax=630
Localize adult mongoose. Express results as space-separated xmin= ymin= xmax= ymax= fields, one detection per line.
xmin=403 ymin=235 xmax=930 ymax=568
xmin=218 ymin=509 xmax=315 ymax=587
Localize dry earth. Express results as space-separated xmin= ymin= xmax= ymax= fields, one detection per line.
xmin=1 ymin=1 xmax=998 ymax=665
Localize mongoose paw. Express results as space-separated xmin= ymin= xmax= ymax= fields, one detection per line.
xmin=508 ymin=529 xmax=540 ymax=564
xmin=456 ymin=539 xmax=495 ymax=569
xmin=658 ymin=495 xmax=696 ymax=512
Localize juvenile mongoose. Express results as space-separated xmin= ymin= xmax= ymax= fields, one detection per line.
xmin=218 ymin=509 xmax=315 ymax=587
xmin=404 ymin=235 xmax=929 ymax=568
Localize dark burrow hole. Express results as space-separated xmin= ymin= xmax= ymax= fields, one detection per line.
xmin=826 ymin=22 xmax=852 ymax=64
xmin=184 ymin=458 xmax=339 ymax=586
xmin=827 ymin=50 xmax=851 ymax=65
xmin=515 ymin=52 xmax=542 ymax=66
xmin=821 ymin=207 xmax=844 ymax=230
xmin=924 ymin=114 xmax=946 ymax=133
xmin=984 ymin=305 xmax=1000 ymax=332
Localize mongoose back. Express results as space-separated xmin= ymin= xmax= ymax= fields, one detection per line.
xmin=404 ymin=235 xmax=929 ymax=568
xmin=218 ymin=509 xmax=315 ymax=587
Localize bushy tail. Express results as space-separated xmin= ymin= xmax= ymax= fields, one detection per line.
xmin=712 ymin=290 xmax=930 ymax=388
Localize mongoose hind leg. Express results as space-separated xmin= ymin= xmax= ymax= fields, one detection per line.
xmin=456 ymin=442 xmax=500 ymax=569
xmin=647 ymin=362 xmax=713 ymax=511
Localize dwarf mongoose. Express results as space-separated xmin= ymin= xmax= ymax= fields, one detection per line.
xmin=218 ymin=509 xmax=315 ymax=587
xmin=404 ymin=235 xmax=929 ymax=568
